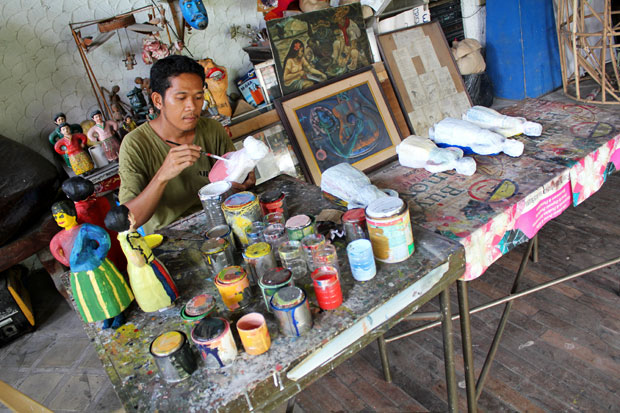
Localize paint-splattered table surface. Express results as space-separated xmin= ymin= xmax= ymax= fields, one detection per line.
xmin=83 ymin=175 xmax=465 ymax=412
xmin=370 ymin=97 xmax=620 ymax=281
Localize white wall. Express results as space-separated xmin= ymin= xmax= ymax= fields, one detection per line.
xmin=0 ymin=0 xmax=263 ymax=165
xmin=461 ymin=0 xmax=486 ymax=46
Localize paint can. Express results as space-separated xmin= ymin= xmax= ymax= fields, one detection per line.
xmin=301 ymin=233 xmax=326 ymax=267
xmin=236 ymin=312 xmax=271 ymax=355
xmin=242 ymin=242 xmax=277 ymax=286
xmin=150 ymin=331 xmax=197 ymax=383
xmin=311 ymin=266 xmax=343 ymax=310
xmin=198 ymin=181 xmax=233 ymax=230
xmin=259 ymin=190 xmax=288 ymax=218
xmin=181 ymin=293 xmax=217 ymax=321
xmin=206 ymin=224 xmax=237 ymax=253
xmin=88 ymin=145 xmax=109 ymax=168
xmin=312 ymin=243 xmax=339 ymax=272
xmin=262 ymin=223 xmax=288 ymax=259
xmin=245 ymin=221 xmax=266 ymax=245
xmin=201 ymin=238 xmax=234 ymax=277
xmin=365 ymin=197 xmax=414 ymax=263
xmin=278 ymin=240 xmax=308 ymax=280
xmin=285 ymin=214 xmax=316 ymax=241
xmin=342 ymin=208 xmax=369 ymax=244
xmin=222 ymin=191 xmax=262 ymax=246
xmin=191 ymin=317 xmax=237 ymax=368
xmin=264 ymin=212 xmax=285 ymax=225
xmin=214 ymin=266 xmax=251 ymax=311
xmin=258 ymin=267 xmax=293 ymax=311
xmin=270 ymin=286 xmax=312 ymax=337
xmin=346 ymin=239 xmax=377 ymax=281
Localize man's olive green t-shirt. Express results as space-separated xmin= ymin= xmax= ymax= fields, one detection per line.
xmin=118 ymin=118 xmax=235 ymax=234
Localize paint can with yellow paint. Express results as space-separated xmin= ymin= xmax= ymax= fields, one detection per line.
xmin=222 ymin=191 xmax=262 ymax=246
xmin=150 ymin=331 xmax=197 ymax=383
xmin=365 ymin=197 xmax=414 ymax=263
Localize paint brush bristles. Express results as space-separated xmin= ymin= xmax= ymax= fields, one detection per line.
xmin=165 ymin=140 xmax=231 ymax=163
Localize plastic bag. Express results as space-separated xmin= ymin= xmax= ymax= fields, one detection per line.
xmin=463 ymin=72 xmax=494 ymax=107
xmin=321 ymin=163 xmax=387 ymax=209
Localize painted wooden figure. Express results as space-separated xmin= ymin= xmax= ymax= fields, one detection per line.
xmin=54 ymin=123 xmax=94 ymax=175
xmin=105 ymin=205 xmax=179 ymax=313
xmin=61 ymin=177 xmax=127 ymax=273
xmin=48 ymin=112 xmax=83 ymax=167
xmin=49 ymin=200 xmax=134 ymax=328
xmin=86 ymin=109 xmax=121 ymax=162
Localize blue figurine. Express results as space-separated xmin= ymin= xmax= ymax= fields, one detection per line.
xmin=182 ymin=0 xmax=208 ymax=30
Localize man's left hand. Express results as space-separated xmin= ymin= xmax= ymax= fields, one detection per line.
xmin=231 ymin=170 xmax=256 ymax=191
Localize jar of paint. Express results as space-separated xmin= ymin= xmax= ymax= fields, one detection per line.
xmin=270 ymin=286 xmax=313 ymax=337
xmin=201 ymin=238 xmax=234 ymax=277
xmin=245 ymin=221 xmax=266 ymax=246
xmin=222 ymin=191 xmax=262 ymax=246
xmin=301 ymin=233 xmax=325 ymax=267
xmin=263 ymin=223 xmax=288 ymax=258
xmin=342 ymin=208 xmax=369 ymax=244
xmin=278 ymin=240 xmax=308 ymax=280
xmin=264 ymin=212 xmax=285 ymax=225
xmin=285 ymin=214 xmax=316 ymax=241
xmin=180 ymin=293 xmax=217 ymax=322
xmin=312 ymin=243 xmax=339 ymax=273
xmin=198 ymin=181 xmax=233 ymax=230
xmin=236 ymin=312 xmax=271 ymax=355
xmin=243 ymin=242 xmax=277 ymax=286
xmin=150 ymin=331 xmax=197 ymax=383
xmin=259 ymin=190 xmax=288 ymax=218
xmin=258 ymin=267 xmax=294 ymax=311
xmin=206 ymin=224 xmax=237 ymax=253
xmin=311 ymin=266 xmax=343 ymax=310
xmin=214 ymin=266 xmax=251 ymax=311
xmin=191 ymin=317 xmax=237 ymax=368
xmin=365 ymin=197 xmax=414 ymax=263
xmin=346 ymin=239 xmax=377 ymax=281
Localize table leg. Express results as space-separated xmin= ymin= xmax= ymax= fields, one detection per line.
xmin=457 ymin=280 xmax=476 ymax=413
xmin=286 ymin=395 xmax=296 ymax=413
xmin=377 ymin=335 xmax=392 ymax=383
xmin=440 ymin=287 xmax=458 ymax=413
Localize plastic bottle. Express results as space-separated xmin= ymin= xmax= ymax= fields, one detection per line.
xmin=396 ymin=135 xmax=476 ymax=176
xmin=463 ymin=106 xmax=542 ymax=137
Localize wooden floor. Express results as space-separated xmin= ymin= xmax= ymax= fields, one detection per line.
xmin=291 ymin=172 xmax=620 ymax=412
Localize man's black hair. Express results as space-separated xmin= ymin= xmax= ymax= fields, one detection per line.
xmin=150 ymin=55 xmax=205 ymax=99
xmin=62 ymin=177 xmax=95 ymax=202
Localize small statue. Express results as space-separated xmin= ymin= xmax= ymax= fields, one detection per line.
xmin=127 ymin=87 xmax=149 ymax=119
xmin=105 ymin=205 xmax=179 ymax=313
xmin=61 ymin=177 xmax=127 ymax=273
xmin=54 ymin=123 xmax=94 ymax=175
xmin=49 ymin=200 xmax=134 ymax=328
xmin=86 ymin=110 xmax=121 ymax=162
xmin=119 ymin=115 xmax=138 ymax=138
xmin=48 ymin=113 xmax=83 ymax=167
xmin=197 ymin=58 xmax=232 ymax=118
xmin=134 ymin=77 xmax=152 ymax=105
xmin=396 ymin=135 xmax=476 ymax=176
xmin=146 ymin=106 xmax=158 ymax=120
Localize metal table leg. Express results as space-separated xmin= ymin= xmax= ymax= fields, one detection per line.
xmin=457 ymin=280 xmax=477 ymax=413
xmin=377 ymin=335 xmax=392 ymax=383
xmin=440 ymin=287 xmax=458 ymax=413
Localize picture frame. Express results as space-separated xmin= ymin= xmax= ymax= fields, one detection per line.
xmin=377 ymin=21 xmax=472 ymax=137
xmin=275 ymin=67 xmax=402 ymax=185
xmin=254 ymin=59 xmax=281 ymax=104
xmin=266 ymin=3 xmax=373 ymax=97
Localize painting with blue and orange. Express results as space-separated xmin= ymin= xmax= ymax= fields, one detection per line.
xmin=295 ymin=83 xmax=392 ymax=172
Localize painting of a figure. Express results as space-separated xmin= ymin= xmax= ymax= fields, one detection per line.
xmin=276 ymin=69 xmax=402 ymax=184
xmin=267 ymin=4 xmax=372 ymax=96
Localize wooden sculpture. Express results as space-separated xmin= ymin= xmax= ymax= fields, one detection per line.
xmin=197 ymin=58 xmax=232 ymax=118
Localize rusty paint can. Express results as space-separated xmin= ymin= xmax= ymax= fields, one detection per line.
xmin=150 ymin=331 xmax=197 ymax=383
xmin=201 ymin=238 xmax=234 ymax=277
xmin=214 ymin=266 xmax=251 ymax=310
xmin=259 ymin=190 xmax=288 ymax=218
xmin=236 ymin=312 xmax=271 ymax=355
xmin=270 ymin=286 xmax=312 ymax=337
xmin=222 ymin=191 xmax=262 ymax=246
xmin=365 ymin=197 xmax=414 ymax=263
xmin=191 ymin=317 xmax=237 ymax=368
xmin=285 ymin=214 xmax=316 ymax=241
xmin=258 ymin=267 xmax=294 ymax=312
xmin=242 ymin=242 xmax=277 ymax=286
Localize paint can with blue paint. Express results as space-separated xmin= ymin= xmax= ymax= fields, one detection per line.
xmin=150 ymin=331 xmax=197 ymax=383
xmin=190 ymin=317 xmax=237 ymax=369
xmin=270 ymin=286 xmax=312 ymax=337
xmin=346 ymin=239 xmax=377 ymax=281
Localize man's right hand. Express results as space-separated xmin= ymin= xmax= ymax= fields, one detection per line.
xmin=156 ymin=143 xmax=202 ymax=183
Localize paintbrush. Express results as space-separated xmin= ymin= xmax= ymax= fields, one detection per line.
xmin=165 ymin=140 xmax=231 ymax=163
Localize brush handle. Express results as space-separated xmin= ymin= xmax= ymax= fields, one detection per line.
xmin=166 ymin=140 xmax=231 ymax=163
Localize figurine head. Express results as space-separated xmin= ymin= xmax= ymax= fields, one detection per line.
xmin=52 ymin=200 xmax=78 ymax=230
xmin=62 ymin=177 xmax=95 ymax=202
xmin=58 ymin=122 xmax=71 ymax=137
xmin=124 ymin=115 xmax=133 ymax=124
xmin=148 ymin=106 xmax=155 ymax=114
xmin=104 ymin=205 xmax=132 ymax=233
xmin=111 ymin=85 xmax=120 ymax=94
xmin=90 ymin=109 xmax=103 ymax=123
xmin=53 ymin=113 xmax=66 ymax=125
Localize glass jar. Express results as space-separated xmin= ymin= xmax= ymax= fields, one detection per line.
xmin=278 ymin=240 xmax=308 ymax=280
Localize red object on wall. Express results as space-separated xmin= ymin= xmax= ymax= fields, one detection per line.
xmin=264 ymin=0 xmax=297 ymax=20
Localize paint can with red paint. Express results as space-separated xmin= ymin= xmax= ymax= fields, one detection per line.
xmin=311 ymin=266 xmax=343 ymax=310
xmin=190 ymin=317 xmax=237 ymax=369
xmin=259 ymin=190 xmax=288 ymax=218
xmin=150 ymin=331 xmax=197 ymax=383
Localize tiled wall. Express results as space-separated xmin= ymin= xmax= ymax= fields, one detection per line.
xmin=0 ymin=0 xmax=263 ymax=165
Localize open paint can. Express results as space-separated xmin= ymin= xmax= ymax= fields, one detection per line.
xmin=243 ymin=242 xmax=277 ymax=286
xmin=311 ymin=266 xmax=343 ymax=310
xmin=285 ymin=214 xmax=316 ymax=241
xmin=214 ymin=266 xmax=251 ymax=310
xmin=191 ymin=317 xmax=237 ymax=368
xmin=365 ymin=197 xmax=414 ymax=263
xmin=258 ymin=267 xmax=293 ymax=312
xmin=222 ymin=191 xmax=262 ymax=246
xmin=236 ymin=312 xmax=271 ymax=355
xmin=181 ymin=293 xmax=217 ymax=322
xmin=270 ymin=286 xmax=312 ymax=337
xmin=259 ymin=190 xmax=288 ymax=218
xmin=150 ymin=331 xmax=197 ymax=383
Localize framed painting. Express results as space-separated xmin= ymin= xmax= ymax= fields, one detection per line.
xmin=266 ymin=3 xmax=373 ymax=96
xmin=275 ymin=68 xmax=402 ymax=185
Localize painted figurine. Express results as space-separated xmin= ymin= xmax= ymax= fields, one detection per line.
xmin=198 ymin=58 xmax=232 ymax=118
xmin=105 ymin=205 xmax=179 ymax=313
xmin=48 ymin=113 xmax=83 ymax=167
xmin=61 ymin=177 xmax=127 ymax=273
xmin=119 ymin=115 xmax=137 ymax=138
xmin=54 ymin=123 xmax=94 ymax=175
xmin=146 ymin=106 xmax=158 ymax=120
xmin=86 ymin=110 xmax=121 ymax=162
xmin=49 ymin=200 xmax=134 ymax=328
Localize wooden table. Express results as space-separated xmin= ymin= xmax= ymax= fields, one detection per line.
xmin=83 ymin=175 xmax=465 ymax=412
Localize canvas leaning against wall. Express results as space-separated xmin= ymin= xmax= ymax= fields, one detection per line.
xmin=266 ymin=3 xmax=373 ymax=96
